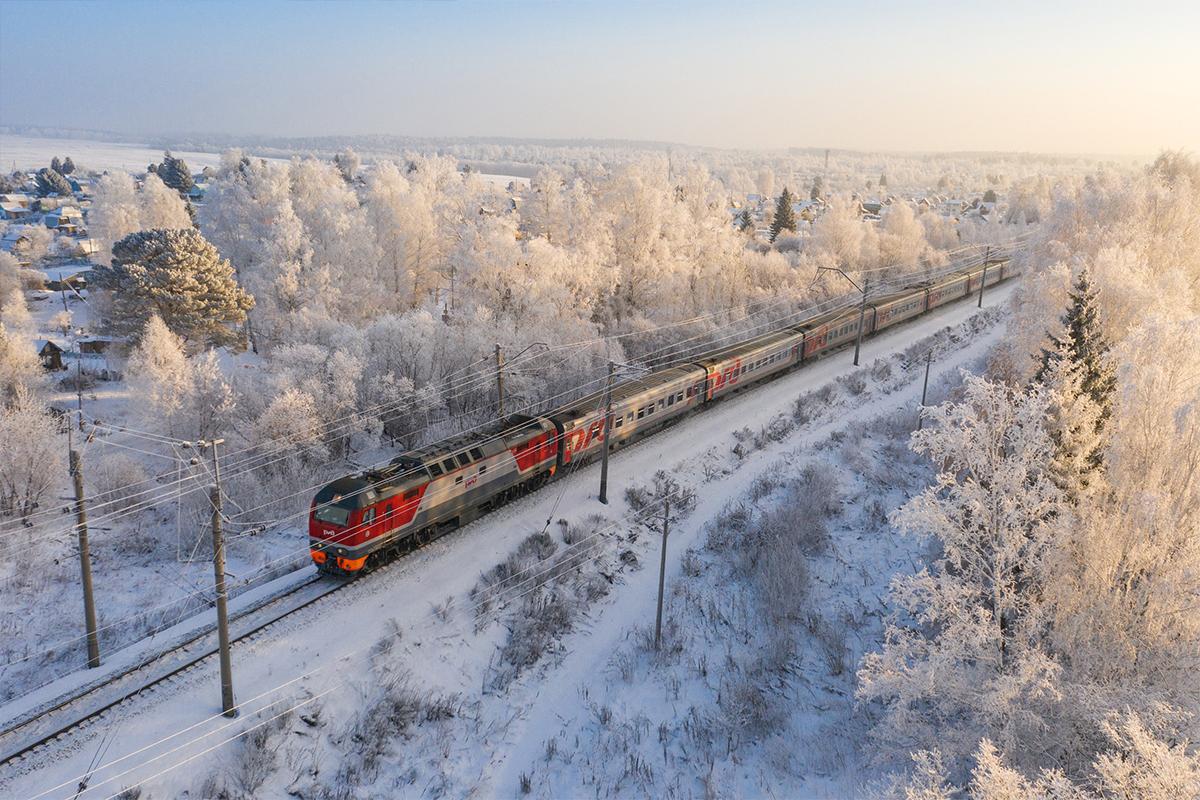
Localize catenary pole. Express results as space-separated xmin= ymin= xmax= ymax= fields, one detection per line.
xmin=199 ymin=439 xmax=236 ymax=717
xmin=978 ymin=246 xmax=991 ymax=308
xmin=917 ymin=350 xmax=933 ymax=431
xmin=853 ymin=277 xmax=870 ymax=366
xmin=70 ymin=445 xmax=101 ymax=668
xmin=494 ymin=343 xmax=505 ymax=418
xmin=654 ymin=498 xmax=671 ymax=650
xmin=598 ymin=361 xmax=615 ymax=505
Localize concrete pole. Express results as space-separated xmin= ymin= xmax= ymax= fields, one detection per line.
xmin=978 ymin=246 xmax=991 ymax=308
xmin=918 ymin=350 xmax=933 ymax=431
xmin=70 ymin=449 xmax=101 ymax=668
xmin=654 ymin=497 xmax=671 ymax=650
xmin=494 ymin=343 xmax=505 ymax=418
xmin=853 ymin=277 xmax=870 ymax=366
xmin=205 ymin=439 xmax=235 ymax=717
xmin=598 ymin=361 xmax=615 ymax=505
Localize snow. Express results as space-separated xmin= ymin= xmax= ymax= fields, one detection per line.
xmin=0 ymin=284 xmax=1015 ymax=799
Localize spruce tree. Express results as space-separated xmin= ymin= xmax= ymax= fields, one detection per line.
xmin=50 ymin=157 xmax=63 ymax=175
xmin=737 ymin=208 xmax=754 ymax=233
xmin=61 ymin=157 xmax=75 ymax=175
xmin=1034 ymin=268 xmax=1116 ymax=484
xmin=810 ymin=176 xmax=823 ymax=201
xmin=770 ymin=188 xmax=796 ymax=242
xmin=1036 ymin=269 xmax=1115 ymax=416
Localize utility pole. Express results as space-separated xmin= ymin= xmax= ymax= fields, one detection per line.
xmin=73 ymin=328 xmax=84 ymax=430
xmin=196 ymin=439 xmax=235 ymax=717
xmin=654 ymin=498 xmax=670 ymax=651
xmin=494 ymin=343 xmax=505 ymax=417
xmin=598 ymin=361 xmax=615 ymax=505
xmin=69 ymin=445 xmax=101 ymax=668
xmin=978 ymin=245 xmax=991 ymax=308
xmin=853 ymin=277 xmax=869 ymax=367
xmin=917 ymin=350 xmax=933 ymax=431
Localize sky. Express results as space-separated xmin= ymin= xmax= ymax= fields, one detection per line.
xmin=1 ymin=0 xmax=1197 ymax=155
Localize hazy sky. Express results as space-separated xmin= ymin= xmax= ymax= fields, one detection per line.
xmin=1 ymin=0 xmax=1197 ymax=154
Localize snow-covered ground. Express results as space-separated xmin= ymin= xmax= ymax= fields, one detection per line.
xmin=0 ymin=134 xmax=526 ymax=187
xmin=0 ymin=285 xmax=1013 ymax=800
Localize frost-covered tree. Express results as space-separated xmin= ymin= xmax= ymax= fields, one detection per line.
xmin=125 ymin=315 xmax=192 ymax=435
xmin=0 ymin=252 xmax=21 ymax=299
xmin=50 ymin=157 xmax=63 ymax=175
xmin=89 ymin=172 xmax=143 ymax=265
xmin=35 ymin=167 xmax=72 ymax=197
xmin=334 ymin=147 xmax=361 ymax=183
xmin=737 ymin=208 xmax=753 ymax=233
xmin=0 ymin=322 xmax=44 ymax=404
xmin=810 ymin=175 xmax=824 ymax=201
xmin=858 ymin=375 xmax=1066 ymax=768
xmin=0 ymin=387 xmax=63 ymax=518
xmin=769 ymin=187 xmax=796 ymax=243
xmin=253 ymin=387 xmax=330 ymax=478
xmin=61 ymin=157 xmax=75 ymax=175
xmin=138 ymin=172 xmax=192 ymax=231
xmin=91 ymin=228 xmax=253 ymax=349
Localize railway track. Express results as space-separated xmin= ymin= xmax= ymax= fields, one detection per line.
xmin=0 ymin=572 xmax=342 ymax=770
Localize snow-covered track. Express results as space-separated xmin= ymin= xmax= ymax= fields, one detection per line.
xmin=0 ymin=573 xmax=343 ymax=770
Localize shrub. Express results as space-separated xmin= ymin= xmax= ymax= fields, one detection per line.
xmin=87 ymin=452 xmax=149 ymax=512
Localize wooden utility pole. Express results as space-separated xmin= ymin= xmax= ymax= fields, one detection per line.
xmin=494 ymin=343 xmax=505 ymax=417
xmin=917 ymin=350 xmax=933 ymax=431
xmin=654 ymin=498 xmax=671 ymax=650
xmin=69 ymin=447 xmax=101 ymax=668
xmin=978 ymin=246 xmax=991 ymax=308
xmin=598 ymin=361 xmax=615 ymax=505
xmin=199 ymin=439 xmax=236 ymax=717
xmin=853 ymin=277 xmax=870 ymax=366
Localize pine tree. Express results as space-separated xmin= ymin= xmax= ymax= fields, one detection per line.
xmin=769 ymin=187 xmax=796 ymax=242
xmin=50 ymin=157 xmax=63 ymax=175
xmin=35 ymin=167 xmax=72 ymax=197
xmin=91 ymin=228 xmax=254 ymax=349
xmin=737 ymin=208 xmax=754 ymax=233
xmin=810 ymin=176 xmax=824 ymax=201
xmin=61 ymin=157 xmax=75 ymax=175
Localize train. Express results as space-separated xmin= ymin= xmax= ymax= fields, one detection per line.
xmin=308 ymin=258 xmax=1016 ymax=577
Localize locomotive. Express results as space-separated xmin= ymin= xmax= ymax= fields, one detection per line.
xmin=309 ymin=259 xmax=1014 ymax=576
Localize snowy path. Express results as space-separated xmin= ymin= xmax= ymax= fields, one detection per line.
xmin=1 ymin=284 xmax=1013 ymax=800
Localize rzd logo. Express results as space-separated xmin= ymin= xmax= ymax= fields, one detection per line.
xmin=565 ymin=419 xmax=606 ymax=460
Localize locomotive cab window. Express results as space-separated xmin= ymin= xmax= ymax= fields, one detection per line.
xmin=429 ymin=462 xmax=443 ymax=477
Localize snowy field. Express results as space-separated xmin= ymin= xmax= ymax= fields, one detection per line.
xmin=0 ymin=135 xmax=234 ymax=174
xmin=0 ymin=285 xmax=1014 ymax=800
xmin=0 ymin=134 xmax=527 ymax=186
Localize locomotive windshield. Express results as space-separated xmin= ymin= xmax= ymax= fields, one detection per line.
xmin=313 ymin=503 xmax=352 ymax=527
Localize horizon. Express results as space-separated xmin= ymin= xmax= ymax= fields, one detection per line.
xmin=2 ymin=0 xmax=1197 ymax=155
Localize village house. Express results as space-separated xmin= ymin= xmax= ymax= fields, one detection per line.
xmin=43 ymin=206 xmax=85 ymax=234
xmin=39 ymin=263 xmax=93 ymax=291
xmin=32 ymin=339 xmax=65 ymax=371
